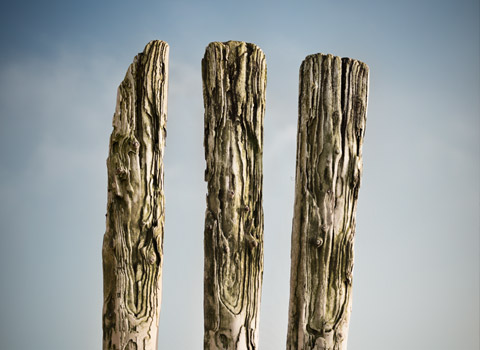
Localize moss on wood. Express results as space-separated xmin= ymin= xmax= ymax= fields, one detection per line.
xmin=287 ymin=54 xmax=369 ymax=350
xmin=202 ymin=41 xmax=267 ymax=350
xmin=102 ymin=40 xmax=168 ymax=350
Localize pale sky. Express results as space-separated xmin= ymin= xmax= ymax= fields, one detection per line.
xmin=0 ymin=0 xmax=478 ymax=349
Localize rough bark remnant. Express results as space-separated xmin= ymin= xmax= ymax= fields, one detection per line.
xmin=286 ymin=54 xmax=369 ymax=350
xmin=102 ymin=40 xmax=168 ymax=350
xmin=202 ymin=41 xmax=267 ymax=350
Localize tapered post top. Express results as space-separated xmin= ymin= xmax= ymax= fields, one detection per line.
xmin=103 ymin=39 xmax=169 ymax=350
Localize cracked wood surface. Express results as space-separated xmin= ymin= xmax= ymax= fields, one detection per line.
xmin=102 ymin=40 xmax=168 ymax=350
xmin=287 ymin=54 xmax=369 ymax=350
xmin=202 ymin=41 xmax=267 ymax=350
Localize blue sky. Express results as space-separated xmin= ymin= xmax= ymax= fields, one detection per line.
xmin=0 ymin=0 xmax=478 ymax=349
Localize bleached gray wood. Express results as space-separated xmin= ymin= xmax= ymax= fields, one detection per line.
xmin=202 ymin=41 xmax=267 ymax=350
xmin=287 ymin=54 xmax=369 ymax=350
xmin=102 ymin=40 xmax=168 ymax=350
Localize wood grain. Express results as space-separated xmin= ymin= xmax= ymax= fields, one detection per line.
xmin=102 ymin=40 xmax=168 ymax=350
xmin=202 ymin=41 xmax=267 ymax=350
xmin=287 ymin=53 xmax=369 ymax=350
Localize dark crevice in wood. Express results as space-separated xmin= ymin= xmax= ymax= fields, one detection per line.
xmin=287 ymin=53 xmax=369 ymax=350
xmin=202 ymin=41 xmax=266 ymax=350
xmin=102 ymin=40 xmax=168 ymax=350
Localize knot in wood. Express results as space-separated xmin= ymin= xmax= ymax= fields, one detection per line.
xmin=335 ymin=330 xmax=345 ymax=342
xmin=216 ymin=330 xmax=231 ymax=349
xmin=147 ymin=253 xmax=156 ymax=265
xmin=246 ymin=235 xmax=257 ymax=248
xmin=116 ymin=167 xmax=127 ymax=178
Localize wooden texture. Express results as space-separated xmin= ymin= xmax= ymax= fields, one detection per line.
xmin=202 ymin=41 xmax=267 ymax=350
xmin=102 ymin=40 xmax=168 ymax=350
xmin=287 ymin=54 xmax=369 ymax=350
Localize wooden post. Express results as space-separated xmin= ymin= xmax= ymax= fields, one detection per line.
xmin=102 ymin=40 xmax=168 ymax=350
xmin=286 ymin=54 xmax=369 ymax=350
xmin=202 ymin=41 xmax=267 ymax=350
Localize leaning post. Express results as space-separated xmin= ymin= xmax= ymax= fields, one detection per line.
xmin=287 ymin=54 xmax=369 ymax=350
xmin=102 ymin=40 xmax=169 ymax=350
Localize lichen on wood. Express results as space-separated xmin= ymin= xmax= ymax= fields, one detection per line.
xmin=286 ymin=54 xmax=369 ymax=350
xmin=202 ymin=41 xmax=267 ymax=350
xmin=102 ymin=40 xmax=168 ymax=350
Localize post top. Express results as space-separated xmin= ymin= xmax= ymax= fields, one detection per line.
xmin=303 ymin=53 xmax=369 ymax=72
xmin=205 ymin=40 xmax=264 ymax=55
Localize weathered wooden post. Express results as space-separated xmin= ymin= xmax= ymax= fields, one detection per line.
xmin=102 ymin=40 xmax=169 ymax=350
xmin=202 ymin=41 xmax=267 ymax=350
xmin=286 ymin=54 xmax=369 ymax=350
